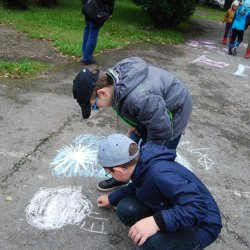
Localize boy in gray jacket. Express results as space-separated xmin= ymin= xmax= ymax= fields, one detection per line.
xmin=73 ymin=57 xmax=193 ymax=190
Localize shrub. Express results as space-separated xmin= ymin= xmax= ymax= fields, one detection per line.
xmin=1 ymin=0 xmax=31 ymax=9
xmin=1 ymin=0 xmax=58 ymax=9
xmin=141 ymin=0 xmax=196 ymax=27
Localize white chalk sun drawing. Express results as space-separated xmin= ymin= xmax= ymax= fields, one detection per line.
xmin=26 ymin=187 xmax=108 ymax=234
xmin=50 ymin=135 xmax=106 ymax=178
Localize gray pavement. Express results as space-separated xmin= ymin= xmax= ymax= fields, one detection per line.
xmin=0 ymin=19 xmax=250 ymax=250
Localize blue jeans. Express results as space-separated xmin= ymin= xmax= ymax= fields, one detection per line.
xmin=116 ymin=196 xmax=201 ymax=250
xmin=129 ymin=132 xmax=181 ymax=150
xmin=82 ymin=17 xmax=100 ymax=62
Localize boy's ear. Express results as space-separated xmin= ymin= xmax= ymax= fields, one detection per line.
xmin=97 ymin=88 xmax=107 ymax=97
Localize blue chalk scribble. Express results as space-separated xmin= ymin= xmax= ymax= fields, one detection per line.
xmin=51 ymin=135 xmax=106 ymax=178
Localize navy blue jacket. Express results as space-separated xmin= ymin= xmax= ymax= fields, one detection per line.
xmin=108 ymin=144 xmax=222 ymax=248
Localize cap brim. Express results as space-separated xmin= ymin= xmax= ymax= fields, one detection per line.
xmin=80 ymin=102 xmax=91 ymax=119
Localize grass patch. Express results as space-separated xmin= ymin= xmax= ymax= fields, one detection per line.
xmin=0 ymin=0 xmax=183 ymax=58
xmin=0 ymin=59 xmax=52 ymax=78
xmin=192 ymin=5 xmax=225 ymax=20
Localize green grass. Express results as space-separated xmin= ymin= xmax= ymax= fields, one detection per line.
xmin=192 ymin=5 xmax=225 ymax=20
xmin=0 ymin=59 xmax=52 ymax=78
xmin=0 ymin=0 xmax=183 ymax=58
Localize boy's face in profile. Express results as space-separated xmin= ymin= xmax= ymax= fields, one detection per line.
xmin=89 ymin=86 xmax=113 ymax=109
xmin=104 ymin=164 xmax=135 ymax=183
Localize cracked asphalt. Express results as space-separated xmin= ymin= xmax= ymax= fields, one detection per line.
xmin=0 ymin=18 xmax=250 ymax=250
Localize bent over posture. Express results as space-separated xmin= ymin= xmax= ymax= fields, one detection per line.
xmin=73 ymin=57 xmax=193 ymax=190
xmin=97 ymin=134 xmax=222 ymax=250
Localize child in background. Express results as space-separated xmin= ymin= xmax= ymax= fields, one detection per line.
xmin=220 ymin=1 xmax=239 ymax=45
xmin=97 ymin=134 xmax=222 ymax=250
xmin=244 ymin=13 xmax=250 ymax=58
xmin=229 ymin=0 xmax=250 ymax=55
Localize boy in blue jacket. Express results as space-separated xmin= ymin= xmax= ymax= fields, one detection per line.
xmin=97 ymin=134 xmax=222 ymax=250
xmin=229 ymin=0 xmax=250 ymax=55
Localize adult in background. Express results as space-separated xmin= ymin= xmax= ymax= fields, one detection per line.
xmin=72 ymin=57 xmax=193 ymax=191
xmin=81 ymin=0 xmax=115 ymax=65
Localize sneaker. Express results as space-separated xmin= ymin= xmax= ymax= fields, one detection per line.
xmin=97 ymin=177 xmax=128 ymax=191
xmin=81 ymin=58 xmax=96 ymax=65
xmin=232 ymin=47 xmax=237 ymax=56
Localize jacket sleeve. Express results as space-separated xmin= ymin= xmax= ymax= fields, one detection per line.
xmin=222 ymin=9 xmax=229 ymax=22
xmin=125 ymin=93 xmax=172 ymax=145
xmin=154 ymin=170 xmax=208 ymax=231
xmin=108 ymin=183 xmax=136 ymax=206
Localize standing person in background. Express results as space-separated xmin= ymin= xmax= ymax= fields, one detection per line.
xmin=81 ymin=0 xmax=115 ymax=65
xmin=72 ymin=57 xmax=193 ymax=191
xmin=220 ymin=1 xmax=239 ymax=45
xmin=244 ymin=11 xmax=250 ymax=58
xmin=228 ymin=0 xmax=250 ymax=55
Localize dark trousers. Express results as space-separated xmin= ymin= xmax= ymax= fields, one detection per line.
xmin=224 ymin=23 xmax=232 ymax=39
xmin=229 ymin=28 xmax=244 ymax=47
xmin=116 ymin=196 xmax=201 ymax=250
xmin=82 ymin=17 xmax=100 ymax=61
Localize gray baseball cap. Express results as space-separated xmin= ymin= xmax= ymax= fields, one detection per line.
xmin=97 ymin=134 xmax=139 ymax=167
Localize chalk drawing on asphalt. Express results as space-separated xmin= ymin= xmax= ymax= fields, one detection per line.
xmin=180 ymin=141 xmax=215 ymax=170
xmin=25 ymin=186 xmax=109 ymax=234
xmin=192 ymin=55 xmax=230 ymax=68
xmin=176 ymin=153 xmax=193 ymax=171
xmin=50 ymin=135 xmax=106 ymax=178
xmin=25 ymin=186 xmax=92 ymax=230
xmin=51 ymin=134 xmax=194 ymax=176
xmin=233 ymin=64 xmax=250 ymax=77
xmin=80 ymin=211 xmax=108 ymax=234
xmin=186 ymin=40 xmax=216 ymax=48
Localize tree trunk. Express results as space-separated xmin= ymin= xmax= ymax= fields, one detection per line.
xmin=224 ymin=0 xmax=233 ymax=10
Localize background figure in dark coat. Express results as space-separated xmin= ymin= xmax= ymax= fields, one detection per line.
xmin=81 ymin=0 xmax=115 ymax=65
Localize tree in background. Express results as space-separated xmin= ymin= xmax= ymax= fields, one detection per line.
xmin=140 ymin=0 xmax=196 ymax=27
xmin=224 ymin=0 xmax=233 ymax=10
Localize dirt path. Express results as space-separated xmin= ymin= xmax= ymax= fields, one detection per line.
xmin=0 ymin=23 xmax=70 ymax=64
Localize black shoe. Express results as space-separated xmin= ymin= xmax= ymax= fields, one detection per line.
xmin=232 ymin=47 xmax=237 ymax=56
xmin=97 ymin=177 xmax=128 ymax=191
xmin=81 ymin=58 xmax=96 ymax=65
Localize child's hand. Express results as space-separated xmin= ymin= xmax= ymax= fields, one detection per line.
xmin=128 ymin=216 xmax=159 ymax=246
xmin=97 ymin=195 xmax=110 ymax=208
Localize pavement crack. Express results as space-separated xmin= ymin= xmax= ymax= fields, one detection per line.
xmin=1 ymin=114 xmax=78 ymax=184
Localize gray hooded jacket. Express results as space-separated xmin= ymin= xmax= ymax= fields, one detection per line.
xmin=108 ymin=57 xmax=193 ymax=145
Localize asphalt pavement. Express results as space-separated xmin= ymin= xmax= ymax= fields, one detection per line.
xmin=0 ymin=18 xmax=249 ymax=250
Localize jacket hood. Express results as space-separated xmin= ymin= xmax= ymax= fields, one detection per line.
xmin=135 ymin=144 xmax=177 ymax=177
xmin=112 ymin=57 xmax=148 ymax=104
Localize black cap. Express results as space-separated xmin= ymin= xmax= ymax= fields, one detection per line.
xmin=73 ymin=68 xmax=99 ymax=119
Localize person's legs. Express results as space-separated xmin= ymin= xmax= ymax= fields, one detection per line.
xmin=83 ymin=21 xmax=100 ymax=62
xmin=116 ymin=196 xmax=153 ymax=226
xmin=82 ymin=18 xmax=90 ymax=57
xmin=229 ymin=28 xmax=237 ymax=55
xmin=116 ymin=196 xmax=201 ymax=250
xmin=139 ymin=228 xmax=201 ymax=250
xmin=223 ymin=23 xmax=231 ymax=44
xmin=235 ymin=30 xmax=244 ymax=47
xmin=244 ymin=30 xmax=250 ymax=58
